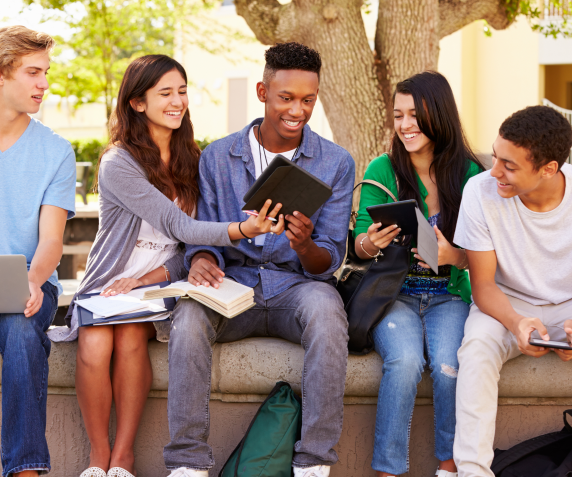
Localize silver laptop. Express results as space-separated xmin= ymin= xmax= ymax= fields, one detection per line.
xmin=0 ymin=255 xmax=31 ymax=314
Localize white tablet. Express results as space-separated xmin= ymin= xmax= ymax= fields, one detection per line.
xmin=0 ymin=255 xmax=30 ymax=314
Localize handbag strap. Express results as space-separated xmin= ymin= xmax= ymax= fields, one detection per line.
xmin=350 ymin=177 xmax=399 ymax=229
xmin=353 ymin=179 xmax=398 ymax=203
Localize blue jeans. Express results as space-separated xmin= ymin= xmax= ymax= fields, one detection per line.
xmin=0 ymin=282 xmax=57 ymax=476
xmin=371 ymin=293 xmax=469 ymax=475
xmin=164 ymin=280 xmax=348 ymax=470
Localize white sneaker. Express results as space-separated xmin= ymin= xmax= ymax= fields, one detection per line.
xmin=167 ymin=468 xmax=208 ymax=477
xmin=436 ymin=469 xmax=458 ymax=477
xmin=293 ymin=465 xmax=330 ymax=477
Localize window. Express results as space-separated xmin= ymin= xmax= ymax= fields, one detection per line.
xmin=227 ymin=77 xmax=248 ymax=134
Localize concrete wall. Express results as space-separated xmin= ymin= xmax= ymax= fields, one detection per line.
xmin=439 ymin=19 xmax=541 ymax=154
xmin=18 ymin=394 xmax=572 ymax=477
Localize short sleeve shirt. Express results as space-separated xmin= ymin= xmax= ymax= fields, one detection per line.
xmin=454 ymin=164 xmax=572 ymax=305
xmin=0 ymin=118 xmax=76 ymax=295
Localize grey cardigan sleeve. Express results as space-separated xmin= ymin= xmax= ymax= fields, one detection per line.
xmin=99 ymin=148 xmax=236 ymax=247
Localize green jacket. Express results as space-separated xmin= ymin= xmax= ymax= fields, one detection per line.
xmin=353 ymin=154 xmax=483 ymax=304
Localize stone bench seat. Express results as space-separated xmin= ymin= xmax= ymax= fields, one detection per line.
xmin=13 ymin=336 xmax=572 ymax=403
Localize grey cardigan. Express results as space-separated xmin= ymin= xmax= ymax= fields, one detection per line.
xmin=65 ymin=146 xmax=236 ymax=327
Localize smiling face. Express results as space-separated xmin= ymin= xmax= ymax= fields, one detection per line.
xmin=393 ymin=93 xmax=433 ymax=157
xmin=131 ymin=68 xmax=188 ymax=134
xmin=257 ymin=69 xmax=319 ymax=148
xmin=490 ymin=134 xmax=559 ymax=199
xmin=0 ymin=51 xmax=50 ymax=115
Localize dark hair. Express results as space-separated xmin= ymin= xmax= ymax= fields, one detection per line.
xmin=101 ymin=54 xmax=201 ymax=216
xmin=390 ymin=71 xmax=484 ymax=243
xmin=263 ymin=42 xmax=321 ymax=83
xmin=499 ymin=105 xmax=572 ymax=170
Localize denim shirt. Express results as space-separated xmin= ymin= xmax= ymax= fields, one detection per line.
xmin=185 ymin=118 xmax=355 ymax=300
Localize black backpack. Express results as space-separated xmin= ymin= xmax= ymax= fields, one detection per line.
xmin=491 ymin=409 xmax=572 ymax=476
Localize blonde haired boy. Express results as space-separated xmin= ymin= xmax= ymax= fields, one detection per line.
xmin=0 ymin=25 xmax=76 ymax=477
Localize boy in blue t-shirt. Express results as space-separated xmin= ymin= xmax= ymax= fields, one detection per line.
xmin=0 ymin=25 xmax=76 ymax=477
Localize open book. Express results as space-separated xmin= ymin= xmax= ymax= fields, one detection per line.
xmin=143 ymin=279 xmax=255 ymax=319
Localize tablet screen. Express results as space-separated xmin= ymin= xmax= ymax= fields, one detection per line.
xmin=366 ymin=200 xmax=418 ymax=236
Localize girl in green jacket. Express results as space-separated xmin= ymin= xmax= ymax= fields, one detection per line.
xmin=353 ymin=71 xmax=483 ymax=477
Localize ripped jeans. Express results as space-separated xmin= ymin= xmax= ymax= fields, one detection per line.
xmin=371 ymin=293 xmax=469 ymax=475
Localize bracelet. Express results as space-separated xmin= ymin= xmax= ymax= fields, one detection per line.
xmin=456 ymin=249 xmax=469 ymax=270
xmin=238 ymin=221 xmax=251 ymax=239
xmin=360 ymin=236 xmax=383 ymax=262
xmin=161 ymin=264 xmax=170 ymax=282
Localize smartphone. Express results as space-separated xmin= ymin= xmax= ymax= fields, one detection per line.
xmin=529 ymin=338 xmax=572 ymax=350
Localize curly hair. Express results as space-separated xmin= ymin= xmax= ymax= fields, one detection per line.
xmin=263 ymin=42 xmax=321 ymax=83
xmin=499 ymin=105 xmax=572 ymax=170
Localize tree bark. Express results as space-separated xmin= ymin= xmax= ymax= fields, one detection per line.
xmin=235 ymin=0 xmax=514 ymax=181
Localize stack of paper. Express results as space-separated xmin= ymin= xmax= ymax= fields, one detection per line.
xmin=143 ymin=279 xmax=254 ymax=318
xmin=76 ymin=286 xmax=170 ymax=326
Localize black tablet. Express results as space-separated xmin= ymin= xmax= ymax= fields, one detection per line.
xmin=242 ymin=154 xmax=332 ymax=219
xmin=366 ymin=200 xmax=418 ymax=235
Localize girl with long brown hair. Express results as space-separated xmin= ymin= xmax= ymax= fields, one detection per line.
xmin=353 ymin=71 xmax=483 ymax=477
xmin=49 ymin=55 xmax=284 ymax=477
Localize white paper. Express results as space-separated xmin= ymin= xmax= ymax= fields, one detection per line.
xmin=415 ymin=207 xmax=439 ymax=274
xmin=77 ymin=296 xmax=149 ymax=318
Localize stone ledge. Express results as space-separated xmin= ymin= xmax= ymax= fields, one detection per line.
xmin=2 ymin=336 xmax=572 ymax=400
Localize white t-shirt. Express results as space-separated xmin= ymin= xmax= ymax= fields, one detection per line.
xmin=454 ymin=163 xmax=572 ymax=306
xmin=249 ymin=126 xmax=296 ymax=246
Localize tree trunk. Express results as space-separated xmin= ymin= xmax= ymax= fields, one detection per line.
xmin=235 ymin=0 xmax=513 ymax=181
xmin=375 ymin=0 xmax=439 ymax=135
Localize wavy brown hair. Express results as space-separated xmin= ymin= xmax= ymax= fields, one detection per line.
xmin=100 ymin=54 xmax=200 ymax=215
xmin=390 ymin=71 xmax=484 ymax=242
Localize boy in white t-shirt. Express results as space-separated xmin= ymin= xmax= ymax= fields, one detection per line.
xmin=453 ymin=105 xmax=572 ymax=477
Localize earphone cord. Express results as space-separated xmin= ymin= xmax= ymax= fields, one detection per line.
xmin=256 ymin=124 xmax=302 ymax=174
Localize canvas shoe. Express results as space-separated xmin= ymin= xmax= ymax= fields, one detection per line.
xmin=79 ymin=468 xmax=107 ymax=477
xmin=436 ymin=469 xmax=458 ymax=477
xmin=167 ymin=468 xmax=208 ymax=477
xmin=293 ymin=465 xmax=330 ymax=477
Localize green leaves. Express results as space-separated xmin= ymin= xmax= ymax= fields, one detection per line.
xmin=23 ymin=0 xmax=220 ymax=119
xmin=503 ymin=0 xmax=572 ymax=39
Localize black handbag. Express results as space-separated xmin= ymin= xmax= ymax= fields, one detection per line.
xmin=337 ymin=180 xmax=410 ymax=355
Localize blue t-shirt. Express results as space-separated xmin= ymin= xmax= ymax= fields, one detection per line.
xmin=0 ymin=117 xmax=76 ymax=295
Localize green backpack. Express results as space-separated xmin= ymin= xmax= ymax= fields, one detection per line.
xmin=219 ymin=381 xmax=302 ymax=477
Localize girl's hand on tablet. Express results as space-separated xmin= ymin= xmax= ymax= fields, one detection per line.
xmin=241 ymin=199 xmax=285 ymax=237
xmin=367 ymin=222 xmax=401 ymax=250
xmin=101 ymin=277 xmax=143 ymax=296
